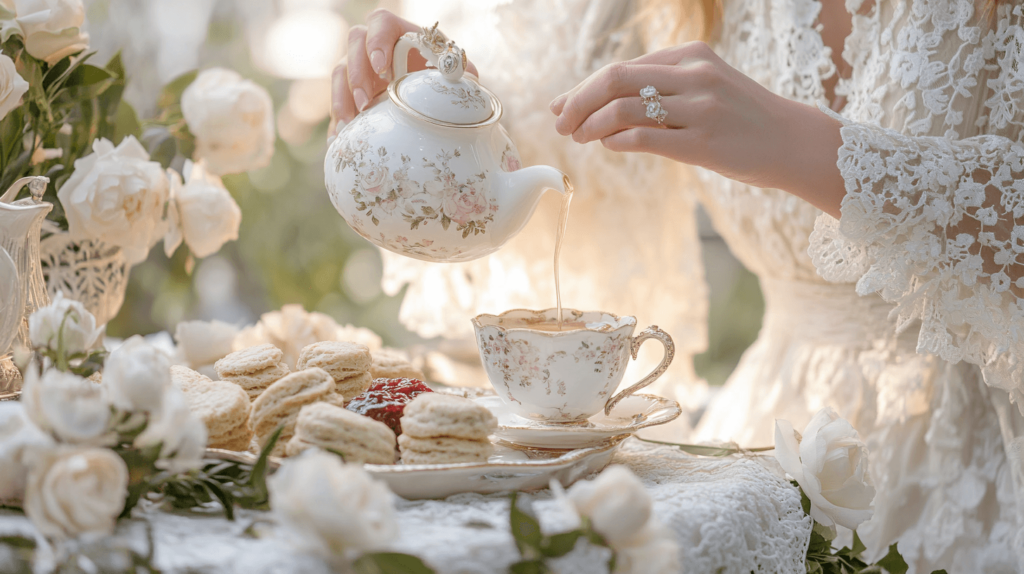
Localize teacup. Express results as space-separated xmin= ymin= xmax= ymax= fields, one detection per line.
xmin=471 ymin=308 xmax=674 ymax=423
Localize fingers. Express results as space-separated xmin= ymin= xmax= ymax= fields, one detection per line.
xmin=555 ymin=64 xmax=685 ymax=136
xmin=573 ymin=96 xmax=687 ymax=143
xmin=600 ymin=127 xmax=695 ymax=159
xmin=330 ymin=63 xmax=357 ymax=138
xmin=365 ymin=9 xmax=421 ymax=76
xmin=549 ymin=41 xmax=714 ymax=115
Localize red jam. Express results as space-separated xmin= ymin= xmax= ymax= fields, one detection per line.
xmin=346 ymin=378 xmax=433 ymax=436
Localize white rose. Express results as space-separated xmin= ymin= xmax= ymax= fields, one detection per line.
xmin=0 ymin=50 xmax=26 ymax=120
xmin=28 ymin=290 xmax=103 ymax=355
xmin=774 ymin=407 xmax=875 ymax=530
xmin=269 ymin=450 xmax=396 ymax=557
xmin=555 ymin=466 xmax=680 ymax=574
xmin=57 ymin=136 xmax=170 ymax=265
xmin=566 ymin=465 xmax=652 ymax=547
xmin=173 ymin=319 xmax=238 ymax=369
xmin=23 ymin=447 xmax=127 ymax=539
xmin=613 ymin=523 xmax=682 ymax=574
xmin=133 ymin=386 xmax=207 ymax=474
xmin=170 ymin=160 xmax=241 ymax=258
xmin=0 ymin=402 xmax=55 ymax=504
xmin=14 ymin=0 xmax=88 ymax=65
xmin=103 ymin=335 xmax=172 ymax=413
xmin=21 ymin=366 xmax=111 ymax=445
xmin=181 ymin=68 xmax=275 ymax=176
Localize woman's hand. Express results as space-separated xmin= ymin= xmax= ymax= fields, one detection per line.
xmin=549 ymin=42 xmax=846 ymax=218
xmin=330 ymin=10 xmax=479 ymax=138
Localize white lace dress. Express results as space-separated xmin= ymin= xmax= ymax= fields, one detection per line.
xmin=384 ymin=1 xmax=1024 ymax=572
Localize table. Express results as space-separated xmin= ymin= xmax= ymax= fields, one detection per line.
xmin=0 ymin=439 xmax=812 ymax=573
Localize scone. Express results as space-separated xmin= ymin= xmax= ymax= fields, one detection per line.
xmin=170 ymin=365 xmax=211 ymax=393
xmin=398 ymin=393 xmax=496 ymax=465
xmin=250 ymin=367 xmax=335 ymax=457
xmin=370 ymin=348 xmax=425 ymax=381
xmin=179 ymin=379 xmax=253 ymax=451
xmin=397 ymin=435 xmax=494 ymax=465
xmin=284 ymin=402 xmax=396 ymax=464
xmin=215 ymin=344 xmax=290 ymax=400
xmin=296 ymin=341 xmax=372 ymax=402
xmin=400 ymin=392 xmax=496 ymax=441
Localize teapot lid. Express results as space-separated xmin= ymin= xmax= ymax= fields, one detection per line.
xmin=387 ymin=36 xmax=501 ymax=128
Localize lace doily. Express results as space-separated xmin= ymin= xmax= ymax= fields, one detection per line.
xmin=0 ymin=439 xmax=811 ymax=574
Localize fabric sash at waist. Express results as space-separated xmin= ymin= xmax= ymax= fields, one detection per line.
xmin=759 ymin=278 xmax=896 ymax=346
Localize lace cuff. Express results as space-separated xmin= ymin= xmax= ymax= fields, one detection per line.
xmin=808 ymin=109 xmax=1024 ymax=408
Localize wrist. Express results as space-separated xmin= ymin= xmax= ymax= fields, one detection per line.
xmin=771 ymin=99 xmax=846 ymax=218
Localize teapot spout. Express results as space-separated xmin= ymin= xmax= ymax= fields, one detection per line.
xmin=492 ymin=165 xmax=569 ymax=241
xmin=497 ymin=165 xmax=569 ymax=200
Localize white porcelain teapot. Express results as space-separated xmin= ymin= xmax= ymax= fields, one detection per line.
xmin=324 ymin=23 xmax=568 ymax=263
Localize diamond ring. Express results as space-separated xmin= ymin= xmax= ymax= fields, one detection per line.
xmin=640 ymin=85 xmax=668 ymax=125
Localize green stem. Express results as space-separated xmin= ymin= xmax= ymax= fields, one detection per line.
xmin=635 ymin=436 xmax=774 ymax=456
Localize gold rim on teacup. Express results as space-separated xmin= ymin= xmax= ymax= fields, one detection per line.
xmin=472 ymin=308 xmax=675 ymax=423
xmin=470 ymin=308 xmax=637 ymax=336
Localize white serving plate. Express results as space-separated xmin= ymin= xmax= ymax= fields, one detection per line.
xmin=477 ymin=393 xmax=681 ymax=449
xmin=206 ymin=437 xmax=623 ymax=500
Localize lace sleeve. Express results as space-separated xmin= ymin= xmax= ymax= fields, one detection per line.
xmin=809 ymin=115 xmax=1024 ymax=407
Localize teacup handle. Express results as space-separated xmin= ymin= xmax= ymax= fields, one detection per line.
xmin=604 ymin=326 xmax=675 ymax=415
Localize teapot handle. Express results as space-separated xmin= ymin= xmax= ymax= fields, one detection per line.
xmin=392 ymin=22 xmax=467 ymax=83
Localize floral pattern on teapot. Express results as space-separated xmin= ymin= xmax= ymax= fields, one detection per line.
xmin=422 ymin=75 xmax=488 ymax=111
xmin=330 ymin=120 xmax=501 ymax=243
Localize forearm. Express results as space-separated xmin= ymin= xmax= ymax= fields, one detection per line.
xmin=768 ymin=100 xmax=846 ymax=219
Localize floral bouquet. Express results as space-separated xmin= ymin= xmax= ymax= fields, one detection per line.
xmin=0 ymin=0 xmax=275 ymax=324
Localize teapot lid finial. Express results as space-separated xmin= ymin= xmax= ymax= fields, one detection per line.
xmin=388 ymin=25 xmax=500 ymax=127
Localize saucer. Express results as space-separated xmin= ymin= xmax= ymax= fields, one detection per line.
xmin=475 ymin=393 xmax=681 ymax=449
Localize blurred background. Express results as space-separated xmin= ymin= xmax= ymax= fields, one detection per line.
xmin=85 ymin=0 xmax=763 ymax=389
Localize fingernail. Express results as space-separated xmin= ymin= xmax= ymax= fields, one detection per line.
xmin=549 ymin=94 xmax=566 ymax=112
xmin=354 ymin=88 xmax=368 ymax=112
xmin=370 ymin=50 xmax=386 ymax=74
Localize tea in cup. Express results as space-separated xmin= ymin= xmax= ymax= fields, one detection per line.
xmin=472 ymin=308 xmax=674 ymax=423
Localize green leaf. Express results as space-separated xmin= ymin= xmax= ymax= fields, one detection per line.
xmin=929 ymin=570 xmax=949 ymax=574
xmin=509 ymin=493 xmax=543 ymax=559
xmin=248 ymin=425 xmax=283 ymax=506
xmin=113 ymin=101 xmax=142 ymax=145
xmin=875 ymin=543 xmax=909 ymax=574
xmin=0 ymin=535 xmax=36 ymax=549
xmin=541 ymin=530 xmax=582 ymax=558
xmin=105 ymin=52 xmax=125 ymax=78
xmin=158 ymin=69 xmax=198 ymax=109
xmin=849 ymin=531 xmax=866 ymax=556
xmin=352 ymin=553 xmax=436 ymax=574
xmin=441 ymin=214 xmax=451 ymax=231
xmin=508 ymin=560 xmax=550 ymax=574
xmin=324 ymin=447 xmax=346 ymax=462
xmin=201 ymin=478 xmax=235 ymax=521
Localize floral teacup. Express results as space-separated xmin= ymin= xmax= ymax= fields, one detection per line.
xmin=472 ymin=309 xmax=674 ymax=424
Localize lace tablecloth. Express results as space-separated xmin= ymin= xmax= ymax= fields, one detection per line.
xmin=0 ymin=439 xmax=812 ymax=574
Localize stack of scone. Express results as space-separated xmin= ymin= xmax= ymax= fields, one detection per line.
xmin=296 ymin=341 xmax=372 ymax=404
xmin=370 ymin=348 xmax=425 ymax=381
xmin=285 ymin=402 xmax=396 ymax=464
xmin=398 ymin=393 xmax=497 ymax=465
xmin=170 ymin=366 xmax=253 ymax=451
xmin=215 ymin=344 xmax=291 ymax=401
xmin=250 ymin=367 xmax=335 ymax=456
